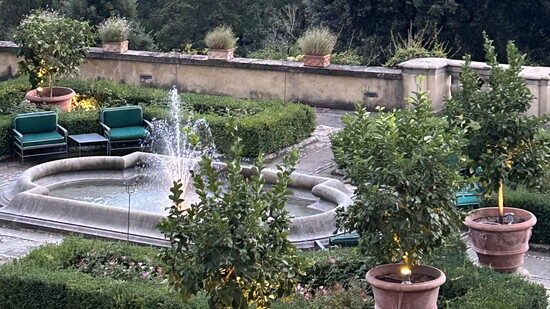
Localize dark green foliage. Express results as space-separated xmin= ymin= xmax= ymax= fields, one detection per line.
xmin=0 ymin=115 xmax=13 ymax=156
xmin=13 ymin=9 xmax=95 ymax=88
xmin=332 ymin=88 xmax=467 ymax=266
xmin=57 ymin=110 xmax=101 ymax=135
xmin=0 ymin=262 xmax=207 ymax=309
xmin=58 ymin=78 xmax=170 ymax=107
xmin=481 ymin=187 xmax=550 ymax=244
xmin=290 ymin=237 xmax=548 ymax=309
xmin=158 ymin=138 xmax=306 ymax=309
xmin=0 ymin=76 xmax=31 ymax=114
xmin=0 ymin=77 xmax=315 ymax=157
xmin=444 ymin=36 xmax=550 ymax=197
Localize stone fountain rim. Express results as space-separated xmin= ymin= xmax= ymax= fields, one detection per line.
xmin=0 ymin=152 xmax=352 ymax=246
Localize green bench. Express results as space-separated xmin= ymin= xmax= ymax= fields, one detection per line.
xmin=100 ymin=106 xmax=152 ymax=155
xmin=13 ymin=111 xmax=68 ymax=163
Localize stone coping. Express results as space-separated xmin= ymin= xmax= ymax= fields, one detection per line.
xmin=0 ymin=152 xmax=352 ymax=247
xmin=0 ymin=40 xmax=401 ymax=80
xmin=400 ymin=57 xmax=550 ymax=81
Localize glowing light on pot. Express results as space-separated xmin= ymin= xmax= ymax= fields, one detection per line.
xmin=401 ymin=266 xmax=412 ymax=285
xmin=36 ymin=87 xmax=43 ymax=96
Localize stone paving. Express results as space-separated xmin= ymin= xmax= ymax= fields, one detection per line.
xmin=0 ymin=107 xmax=549 ymax=301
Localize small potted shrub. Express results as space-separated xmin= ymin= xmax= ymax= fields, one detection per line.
xmin=332 ymin=85 xmax=467 ymax=309
xmin=204 ymin=26 xmax=237 ymax=61
xmin=14 ymin=9 xmax=94 ymax=111
xmin=444 ymin=34 xmax=549 ymax=272
xmin=97 ymin=16 xmax=132 ymax=53
xmin=298 ymin=27 xmax=337 ymax=68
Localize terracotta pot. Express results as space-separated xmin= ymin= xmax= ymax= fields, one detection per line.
xmin=207 ymin=48 xmax=234 ymax=61
xmin=303 ymin=54 xmax=331 ymax=68
xmin=464 ymin=207 xmax=536 ymax=273
xmin=25 ymin=87 xmax=76 ymax=111
xmin=102 ymin=40 xmax=129 ymax=53
xmin=366 ymin=263 xmax=446 ymax=309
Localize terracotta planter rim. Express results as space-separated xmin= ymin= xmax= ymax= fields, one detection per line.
xmin=25 ymin=87 xmax=75 ymax=102
xmin=102 ymin=40 xmax=128 ymax=43
xmin=366 ymin=263 xmax=446 ymax=292
xmin=464 ymin=207 xmax=537 ymax=232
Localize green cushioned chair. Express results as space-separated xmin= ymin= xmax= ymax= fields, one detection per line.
xmin=13 ymin=111 xmax=68 ymax=163
xmin=100 ymin=105 xmax=151 ymax=155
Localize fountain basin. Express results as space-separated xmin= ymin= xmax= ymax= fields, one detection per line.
xmin=0 ymin=152 xmax=352 ymax=247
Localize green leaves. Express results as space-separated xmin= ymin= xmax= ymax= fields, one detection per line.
xmin=444 ymin=34 xmax=550 ymax=196
xmin=332 ymin=86 xmax=467 ymax=267
xmin=158 ymin=133 xmax=305 ymax=309
xmin=13 ymin=9 xmax=95 ymax=88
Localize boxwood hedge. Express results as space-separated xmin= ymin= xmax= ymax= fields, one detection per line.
xmin=2 ymin=236 xmax=545 ymax=309
xmin=0 ymin=77 xmax=315 ymax=157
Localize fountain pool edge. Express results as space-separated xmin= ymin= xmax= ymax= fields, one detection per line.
xmin=0 ymin=152 xmax=352 ymax=247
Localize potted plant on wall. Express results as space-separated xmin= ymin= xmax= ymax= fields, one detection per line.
xmin=205 ymin=26 xmax=237 ymax=61
xmin=14 ymin=9 xmax=94 ymax=111
xmin=444 ymin=34 xmax=549 ymax=273
xmin=97 ymin=16 xmax=132 ymax=53
xmin=298 ymin=27 xmax=337 ymax=68
xmin=331 ymin=84 xmax=468 ymax=309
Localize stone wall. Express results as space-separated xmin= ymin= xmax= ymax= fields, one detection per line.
xmin=3 ymin=40 xmax=550 ymax=115
xmin=0 ymin=41 xmax=403 ymax=110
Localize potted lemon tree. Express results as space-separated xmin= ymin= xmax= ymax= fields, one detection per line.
xmin=444 ymin=34 xmax=549 ymax=272
xmin=205 ymin=26 xmax=237 ymax=61
xmin=14 ymin=9 xmax=94 ymax=111
xmin=332 ymin=84 xmax=468 ymax=309
xmin=298 ymin=27 xmax=337 ymax=68
xmin=97 ymin=16 xmax=132 ymax=53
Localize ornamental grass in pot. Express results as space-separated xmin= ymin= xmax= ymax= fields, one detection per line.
xmin=98 ymin=16 xmax=132 ymax=53
xmin=14 ymin=9 xmax=94 ymax=110
xmin=331 ymin=83 xmax=468 ymax=309
xmin=298 ymin=27 xmax=337 ymax=68
xmin=444 ymin=33 xmax=549 ymax=272
xmin=205 ymin=26 xmax=237 ymax=61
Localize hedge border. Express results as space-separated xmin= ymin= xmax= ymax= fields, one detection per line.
xmin=0 ymin=77 xmax=315 ymax=157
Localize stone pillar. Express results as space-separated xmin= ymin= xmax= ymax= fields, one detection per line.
xmin=398 ymin=58 xmax=451 ymax=111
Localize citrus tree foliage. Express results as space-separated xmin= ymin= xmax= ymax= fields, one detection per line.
xmin=13 ymin=9 xmax=95 ymax=88
xmin=158 ymin=139 xmax=305 ymax=309
xmin=331 ymin=88 xmax=467 ymax=267
xmin=444 ymin=34 xmax=550 ymax=196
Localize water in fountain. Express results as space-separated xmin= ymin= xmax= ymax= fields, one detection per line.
xmin=138 ymin=87 xmax=217 ymax=202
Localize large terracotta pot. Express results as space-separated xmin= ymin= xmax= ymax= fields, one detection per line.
xmin=366 ymin=263 xmax=446 ymax=309
xmin=25 ymin=87 xmax=76 ymax=111
xmin=303 ymin=54 xmax=331 ymax=68
xmin=464 ymin=207 xmax=536 ymax=273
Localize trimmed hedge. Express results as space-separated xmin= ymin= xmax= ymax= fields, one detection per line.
xmin=0 ymin=76 xmax=31 ymax=114
xmin=0 ymin=77 xmax=315 ymax=157
xmin=1 ymin=236 xmax=546 ymax=309
xmin=0 ymin=263 xmax=208 ymax=309
xmin=481 ymin=187 xmax=550 ymax=244
xmin=0 ymin=115 xmax=12 ymax=156
xmin=285 ymin=236 xmax=548 ymax=309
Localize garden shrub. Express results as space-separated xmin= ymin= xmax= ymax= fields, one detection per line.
xmin=0 ymin=76 xmax=30 ymax=114
xmin=0 ymin=115 xmax=12 ymax=156
xmin=481 ymin=187 xmax=550 ymax=244
xmin=2 ymin=236 xmax=547 ymax=309
xmin=0 ymin=77 xmax=315 ymax=157
xmin=0 ymin=263 xmax=208 ymax=309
